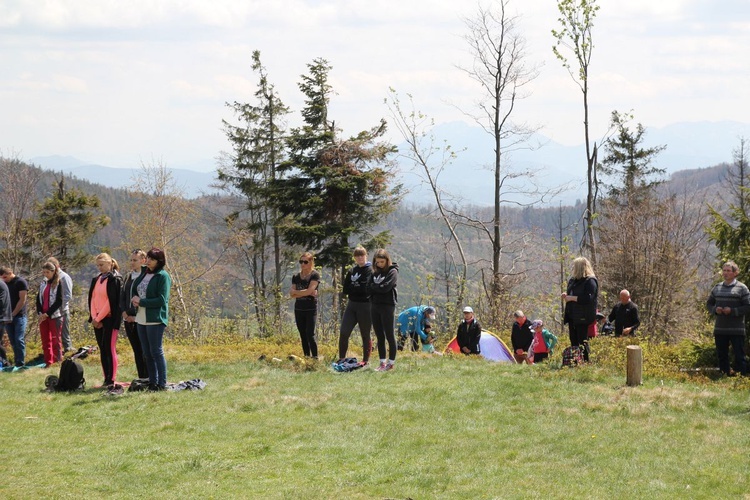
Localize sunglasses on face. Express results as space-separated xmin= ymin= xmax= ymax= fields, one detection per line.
xmin=299 ymin=260 xmax=309 ymax=264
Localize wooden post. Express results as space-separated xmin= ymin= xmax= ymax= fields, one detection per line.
xmin=626 ymin=345 xmax=643 ymax=386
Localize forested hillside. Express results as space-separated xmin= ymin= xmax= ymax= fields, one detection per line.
xmin=0 ymin=154 xmax=730 ymax=342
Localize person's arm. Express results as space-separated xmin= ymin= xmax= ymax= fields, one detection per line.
xmin=608 ymin=306 xmax=617 ymax=323
xmin=11 ymin=290 xmax=27 ymax=317
xmin=290 ymin=277 xmax=319 ymax=298
xmin=61 ymin=274 xmax=72 ymax=309
xmin=706 ymin=288 xmax=721 ymax=315
xmin=46 ymin=286 xmax=63 ymax=318
xmin=415 ymin=308 xmax=428 ymax=341
xmin=471 ymin=321 xmax=482 ymax=352
xmin=625 ymin=305 xmax=641 ymax=334
xmin=342 ymin=270 xmax=352 ymax=296
xmin=731 ymin=284 xmax=750 ymax=317
xmin=138 ymin=273 xmax=172 ymax=309
xmin=372 ymin=268 xmax=398 ymax=293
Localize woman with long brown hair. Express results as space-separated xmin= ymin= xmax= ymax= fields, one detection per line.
xmin=367 ymin=248 xmax=399 ymax=371
xmin=37 ymin=261 xmax=63 ymax=366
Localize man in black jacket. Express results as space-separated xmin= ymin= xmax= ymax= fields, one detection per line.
xmin=511 ymin=310 xmax=534 ymax=363
xmin=456 ymin=306 xmax=481 ymax=355
xmin=608 ymin=290 xmax=640 ymax=337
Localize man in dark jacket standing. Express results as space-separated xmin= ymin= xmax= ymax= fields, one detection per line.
xmin=511 ymin=310 xmax=534 ymax=363
xmin=608 ymin=290 xmax=640 ymax=337
xmin=456 ymin=306 xmax=481 ymax=355
xmin=707 ymin=260 xmax=750 ymax=376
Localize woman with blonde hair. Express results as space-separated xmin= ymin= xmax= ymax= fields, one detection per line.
xmin=36 ymin=261 xmax=64 ymax=366
xmin=120 ymin=249 xmax=148 ymax=379
xmin=562 ymin=256 xmax=598 ymax=362
xmin=290 ymin=251 xmax=321 ymax=358
xmin=87 ymin=252 xmax=123 ymax=388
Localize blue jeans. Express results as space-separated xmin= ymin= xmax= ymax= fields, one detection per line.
xmin=3 ymin=315 xmax=27 ymax=366
xmin=137 ymin=323 xmax=167 ymax=387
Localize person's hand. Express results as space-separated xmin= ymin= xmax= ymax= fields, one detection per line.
xmin=92 ymin=320 xmax=102 ymax=329
xmin=561 ymin=293 xmax=567 ymax=300
xmin=131 ymin=296 xmax=140 ymax=306
xmin=461 ymin=346 xmax=470 ymax=353
xmin=126 ymin=315 xmax=135 ymax=323
xmin=623 ymin=327 xmax=632 ymax=335
xmin=39 ymin=313 xmax=48 ymax=321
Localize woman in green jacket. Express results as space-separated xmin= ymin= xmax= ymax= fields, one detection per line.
xmin=131 ymin=247 xmax=171 ymax=391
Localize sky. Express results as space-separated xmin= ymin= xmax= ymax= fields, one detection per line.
xmin=2 ymin=0 xmax=749 ymax=171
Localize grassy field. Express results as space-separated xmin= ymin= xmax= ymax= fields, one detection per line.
xmin=2 ymin=341 xmax=750 ymax=499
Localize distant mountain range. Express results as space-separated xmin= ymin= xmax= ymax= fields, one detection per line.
xmin=31 ymin=120 xmax=749 ymax=206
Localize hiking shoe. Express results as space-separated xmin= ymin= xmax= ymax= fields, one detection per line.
xmin=375 ymin=362 xmax=387 ymax=372
xmin=106 ymin=384 xmax=124 ymax=396
xmin=384 ymin=363 xmax=395 ymax=372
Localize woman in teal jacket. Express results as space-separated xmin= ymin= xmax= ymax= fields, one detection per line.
xmin=131 ymin=247 xmax=171 ymax=391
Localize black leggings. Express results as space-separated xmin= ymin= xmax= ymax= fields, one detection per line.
xmin=94 ymin=316 xmax=118 ymax=385
xmin=339 ymin=301 xmax=372 ymax=361
xmin=371 ymin=303 xmax=397 ymax=361
xmin=295 ymin=308 xmax=318 ymax=358
xmin=124 ymin=320 xmax=148 ymax=379
xmin=568 ymin=323 xmax=590 ymax=362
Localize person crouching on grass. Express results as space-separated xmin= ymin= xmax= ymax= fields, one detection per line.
xmin=88 ymin=253 xmax=123 ymax=389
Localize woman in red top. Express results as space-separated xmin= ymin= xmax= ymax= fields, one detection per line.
xmin=87 ymin=253 xmax=122 ymax=389
xmin=36 ymin=261 xmax=63 ymax=366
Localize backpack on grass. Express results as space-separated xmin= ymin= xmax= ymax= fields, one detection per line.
xmin=54 ymin=358 xmax=85 ymax=391
xmin=561 ymin=346 xmax=584 ymax=367
xmin=332 ymin=357 xmax=365 ymax=373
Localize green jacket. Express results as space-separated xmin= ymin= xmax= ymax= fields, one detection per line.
xmin=131 ymin=267 xmax=171 ymax=326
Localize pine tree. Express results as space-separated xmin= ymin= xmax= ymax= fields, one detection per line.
xmin=274 ymin=58 xmax=400 ymax=271
xmin=219 ymin=50 xmax=291 ymax=334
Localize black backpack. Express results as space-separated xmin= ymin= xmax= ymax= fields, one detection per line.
xmin=55 ymin=358 xmax=85 ymax=391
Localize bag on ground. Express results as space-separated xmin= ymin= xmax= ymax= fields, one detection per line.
xmin=561 ymin=346 xmax=584 ymax=367
xmin=54 ymin=358 xmax=85 ymax=391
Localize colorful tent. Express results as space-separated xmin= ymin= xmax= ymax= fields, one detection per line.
xmin=444 ymin=330 xmax=516 ymax=363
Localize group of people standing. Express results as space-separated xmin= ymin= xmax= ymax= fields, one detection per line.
xmin=0 ymin=248 xmax=171 ymax=392
xmin=291 ymin=246 xmax=400 ymax=372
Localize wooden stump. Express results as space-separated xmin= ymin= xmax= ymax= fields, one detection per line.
xmin=626 ymin=345 xmax=643 ymax=386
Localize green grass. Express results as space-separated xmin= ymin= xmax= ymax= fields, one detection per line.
xmin=2 ymin=345 xmax=750 ymax=499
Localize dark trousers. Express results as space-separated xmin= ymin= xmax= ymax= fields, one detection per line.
xmin=397 ymin=330 xmax=419 ymax=352
xmin=295 ymin=308 xmax=318 ymax=358
xmin=124 ymin=320 xmax=149 ymax=379
xmin=568 ymin=323 xmax=590 ymax=362
xmin=338 ymin=301 xmax=372 ymax=361
xmin=715 ymin=335 xmax=747 ymax=375
xmin=371 ymin=303 xmax=396 ymax=361
xmin=94 ymin=316 xmax=118 ymax=385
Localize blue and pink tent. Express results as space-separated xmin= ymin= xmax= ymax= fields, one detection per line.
xmin=444 ymin=330 xmax=516 ymax=363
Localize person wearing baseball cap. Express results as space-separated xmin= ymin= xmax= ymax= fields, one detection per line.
xmin=456 ymin=306 xmax=481 ymax=355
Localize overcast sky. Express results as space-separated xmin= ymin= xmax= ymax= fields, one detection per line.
xmin=2 ymin=0 xmax=749 ymax=170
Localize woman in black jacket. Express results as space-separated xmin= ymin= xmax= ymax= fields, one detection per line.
xmin=338 ymin=246 xmax=372 ymax=365
xmin=367 ymin=248 xmax=399 ymax=371
xmin=120 ymin=249 xmax=148 ymax=379
xmin=562 ymin=257 xmax=598 ymax=362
